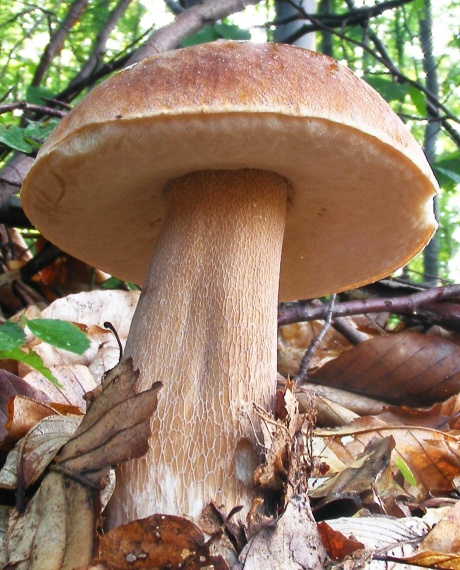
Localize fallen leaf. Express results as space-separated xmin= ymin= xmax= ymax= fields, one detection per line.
xmin=1 ymin=359 xmax=162 ymax=570
xmin=310 ymin=333 xmax=460 ymax=406
xmin=0 ymin=369 xmax=51 ymax=442
xmin=0 ymin=414 xmax=82 ymax=491
xmin=56 ymin=359 xmax=162 ymax=487
xmin=325 ymin=515 xmax=430 ymax=568
xmin=98 ymin=514 xmax=228 ymax=569
xmin=0 ymin=471 xmax=98 ymax=570
xmin=309 ymin=436 xmax=407 ymax=517
xmin=22 ymin=364 xmax=97 ymax=410
xmin=317 ymin=520 xmax=364 ymax=561
xmin=236 ymin=495 xmax=328 ymax=569
xmin=315 ymin=417 xmax=460 ymax=498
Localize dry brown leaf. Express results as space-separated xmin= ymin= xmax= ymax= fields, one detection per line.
xmin=309 ymin=436 xmax=405 ymax=517
xmin=317 ymin=520 xmax=365 ymax=561
xmin=325 ymin=515 xmax=430 ymax=568
xmin=97 ymin=514 xmax=228 ymax=569
xmin=0 ymin=415 xmax=82 ymax=491
xmin=310 ymin=332 xmax=460 ymax=406
xmin=22 ymin=364 xmax=97 ymax=410
xmin=2 ymin=397 xmax=59 ymax=450
xmin=278 ymin=321 xmax=354 ymax=377
xmin=236 ymin=495 xmax=328 ymax=569
xmin=1 ymin=359 xmax=162 ymax=570
xmin=0 ymin=471 xmax=98 ymax=570
xmin=297 ymin=383 xmax=385 ymax=426
xmin=408 ymin=500 xmax=460 ymax=562
xmin=0 ymin=370 xmax=51 ymax=443
xmin=405 ymin=552 xmax=460 ymax=569
xmin=56 ymin=359 xmax=162 ymax=486
xmin=315 ymin=417 xmax=460 ymax=497
xmin=254 ymin=383 xmax=306 ymax=498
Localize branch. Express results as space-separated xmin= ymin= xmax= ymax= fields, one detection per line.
xmin=277 ymin=0 xmax=416 ymax=34
xmin=31 ymin=0 xmax=90 ymax=87
xmin=127 ymin=0 xmax=263 ymax=64
xmin=284 ymin=0 xmax=460 ymax=147
xmin=0 ymin=101 xmax=66 ymax=119
xmin=67 ymin=0 xmax=133 ymax=92
xmin=278 ymin=285 xmax=460 ymax=326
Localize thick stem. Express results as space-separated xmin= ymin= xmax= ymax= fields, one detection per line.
xmin=107 ymin=169 xmax=288 ymax=526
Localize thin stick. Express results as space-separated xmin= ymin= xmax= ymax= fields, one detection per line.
xmin=295 ymin=294 xmax=336 ymax=386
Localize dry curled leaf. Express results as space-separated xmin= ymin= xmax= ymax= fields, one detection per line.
xmin=0 ymin=370 xmax=51 ymax=443
xmin=56 ymin=358 xmax=162 ymax=486
xmin=0 ymin=414 xmax=81 ymax=492
xmin=0 ymin=471 xmax=98 ymax=570
xmin=1 ymin=359 xmax=162 ymax=570
xmin=1 ymin=395 xmax=81 ymax=451
xmin=404 ymin=500 xmax=460 ymax=568
xmin=254 ymin=382 xmax=307 ymax=500
xmin=315 ymin=416 xmax=460 ymax=498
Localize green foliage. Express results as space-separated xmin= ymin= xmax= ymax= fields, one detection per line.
xmin=0 ymin=0 xmax=459 ymax=284
xmin=0 ymin=318 xmax=90 ymax=388
xmin=395 ymin=456 xmax=417 ymax=486
xmin=364 ymin=75 xmax=409 ymax=104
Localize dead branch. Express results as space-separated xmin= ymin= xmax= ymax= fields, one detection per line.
xmin=0 ymin=101 xmax=66 ymax=119
xmin=278 ymin=284 xmax=460 ymax=327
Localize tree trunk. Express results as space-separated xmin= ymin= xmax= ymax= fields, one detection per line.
xmin=420 ymin=0 xmax=440 ymax=285
xmin=274 ymin=0 xmax=316 ymax=50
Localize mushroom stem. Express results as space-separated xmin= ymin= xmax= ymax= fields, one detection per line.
xmin=107 ymin=169 xmax=288 ymax=526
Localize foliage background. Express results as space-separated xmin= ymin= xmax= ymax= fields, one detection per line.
xmin=0 ymin=0 xmax=459 ymax=284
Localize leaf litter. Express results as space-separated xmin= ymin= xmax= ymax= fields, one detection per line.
xmin=1 ymin=286 xmax=460 ymax=567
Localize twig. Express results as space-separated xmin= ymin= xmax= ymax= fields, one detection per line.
xmin=281 ymin=0 xmax=460 ymax=147
xmin=278 ymin=284 xmax=460 ymax=326
xmin=295 ymin=294 xmax=336 ymax=385
xmin=0 ymin=101 xmax=66 ymax=118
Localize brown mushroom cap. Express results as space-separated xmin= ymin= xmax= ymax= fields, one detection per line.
xmin=21 ymin=41 xmax=437 ymax=301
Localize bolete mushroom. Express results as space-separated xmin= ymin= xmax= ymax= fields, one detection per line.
xmin=21 ymin=42 xmax=438 ymax=527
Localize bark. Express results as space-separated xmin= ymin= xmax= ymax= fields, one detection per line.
xmin=273 ymin=0 xmax=316 ymax=50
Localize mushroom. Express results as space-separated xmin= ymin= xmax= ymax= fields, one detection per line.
xmin=21 ymin=41 xmax=438 ymax=527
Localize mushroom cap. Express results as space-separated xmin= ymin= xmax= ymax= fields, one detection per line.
xmin=21 ymin=41 xmax=437 ymax=301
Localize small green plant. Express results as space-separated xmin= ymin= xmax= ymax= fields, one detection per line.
xmin=395 ymin=456 xmax=417 ymax=486
xmin=0 ymin=317 xmax=90 ymax=387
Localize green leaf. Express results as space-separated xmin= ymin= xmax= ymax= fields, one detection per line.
xmin=25 ymin=85 xmax=55 ymax=106
xmin=0 ymin=322 xmax=26 ymax=351
xmin=0 ymin=347 xmax=62 ymax=388
xmin=434 ymin=166 xmax=460 ymax=186
xmin=408 ymin=85 xmax=427 ymax=116
xmin=101 ymin=277 xmax=139 ymax=290
xmin=395 ymin=456 xmax=417 ymax=486
xmin=0 ymin=125 xmax=33 ymax=153
xmin=24 ymin=119 xmax=60 ymax=141
xmin=181 ymin=22 xmax=250 ymax=47
xmin=365 ymin=76 xmax=409 ymax=103
xmin=214 ymin=22 xmax=251 ymax=41
xmin=23 ymin=317 xmax=90 ymax=355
